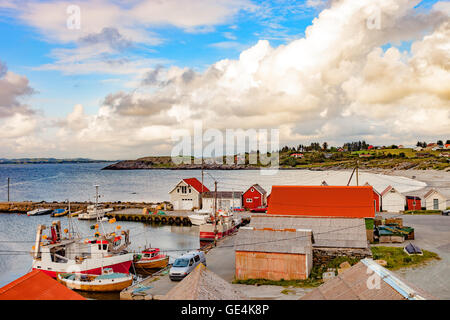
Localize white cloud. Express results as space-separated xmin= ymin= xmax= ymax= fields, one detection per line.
xmin=2 ymin=0 xmax=449 ymax=159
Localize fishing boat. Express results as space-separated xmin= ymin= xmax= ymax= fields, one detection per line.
xmin=78 ymin=205 xmax=113 ymax=220
xmin=199 ymin=211 xmax=237 ymax=241
xmin=78 ymin=185 xmax=114 ymax=220
xmin=51 ymin=208 xmax=68 ymax=217
xmin=57 ymin=268 xmax=133 ymax=292
xmin=134 ymin=248 xmax=169 ymax=270
xmin=31 ymin=220 xmax=133 ymax=278
xmin=27 ymin=208 xmax=52 ymax=216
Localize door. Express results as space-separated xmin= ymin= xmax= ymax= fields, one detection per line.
xmin=181 ymin=199 xmax=193 ymax=210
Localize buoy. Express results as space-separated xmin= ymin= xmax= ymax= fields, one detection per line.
xmin=116 ymin=225 xmax=121 ymax=230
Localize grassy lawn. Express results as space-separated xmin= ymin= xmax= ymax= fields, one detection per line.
xmin=403 ymin=210 xmax=442 ymax=215
xmin=371 ymin=246 xmax=440 ymax=270
xmin=365 ymin=218 xmax=374 ymax=230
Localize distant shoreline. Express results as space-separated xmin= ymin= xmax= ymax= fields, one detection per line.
xmin=0 ymin=160 xmax=115 ymax=165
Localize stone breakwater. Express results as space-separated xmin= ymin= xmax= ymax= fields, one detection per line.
xmin=0 ymin=201 xmax=172 ymax=214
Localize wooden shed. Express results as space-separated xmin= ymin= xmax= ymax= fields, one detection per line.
xmin=423 ymin=189 xmax=447 ymax=211
xmin=381 ymin=185 xmax=405 ymax=213
xmin=242 ymin=184 xmax=267 ymax=210
xmin=235 ymin=227 xmax=313 ymax=281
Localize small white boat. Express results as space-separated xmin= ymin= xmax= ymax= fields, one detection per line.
xmin=57 ymin=268 xmax=133 ymax=292
xmin=27 ymin=208 xmax=52 ymax=216
xmin=188 ymin=209 xmax=212 ymax=226
xmin=188 ymin=214 xmax=209 ymax=226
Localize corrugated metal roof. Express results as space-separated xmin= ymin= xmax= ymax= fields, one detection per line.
xmin=235 ymin=227 xmax=313 ymax=254
xmin=267 ymin=186 xmax=375 ymax=218
xmin=248 ymin=215 xmax=368 ymax=249
xmin=202 ymin=191 xmax=243 ymax=199
xmin=301 ymin=259 xmax=435 ymax=300
xmin=0 ymin=270 xmax=85 ymax=300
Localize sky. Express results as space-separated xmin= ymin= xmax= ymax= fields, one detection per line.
xmin=0 ymin=0 xmax=449 ymax=160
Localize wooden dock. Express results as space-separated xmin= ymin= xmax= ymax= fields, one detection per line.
xmin=105 ymin=208 xmax=252 ymax=226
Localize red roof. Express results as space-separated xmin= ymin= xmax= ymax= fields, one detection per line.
xmin=183 ymin=178 xmax=210 ymax=193
xmin=0 ymin=270 xmax=85 ymax=300
xmin=267 ymin=186 xmax=375 ymax=218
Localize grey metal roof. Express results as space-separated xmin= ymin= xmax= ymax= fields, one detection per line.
xmin=250 ymin=184 xmax=267 ymax=195
xmin=235 ymin=227 xmax=313 ymax=254
xmin=301 ymin=259 xmax=435 ymax=300
xmin=201 ymin=191 xmax=243 ymax=199
xmin=248 ymin=215 xmax=368 ymax=249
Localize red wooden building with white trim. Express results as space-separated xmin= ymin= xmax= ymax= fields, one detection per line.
xmin=243 ymin=184 xmax=267 ymax=209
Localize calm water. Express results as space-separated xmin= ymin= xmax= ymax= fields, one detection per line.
xmin=0 ymin=162 xmax=426 ymax=202
xmin=0 ymin=163 xmax=427 ymax=294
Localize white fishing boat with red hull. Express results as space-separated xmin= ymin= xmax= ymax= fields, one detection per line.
xmin=31 ymin=220 xmax=133 ymax=278
xmin=199 ymin=211 xmax=239 ymax=241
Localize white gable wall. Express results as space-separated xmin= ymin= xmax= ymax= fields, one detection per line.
xmin=382 ymin=190 xmax=405 ymax=213
xmin=424 ymin=191 xmax=447 ymax=210
xmin=169 ymin=180 xmax=201 ymax=210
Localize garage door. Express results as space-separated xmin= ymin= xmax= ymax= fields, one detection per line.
xmin=181 ymin=199 xmax=193 ymax=210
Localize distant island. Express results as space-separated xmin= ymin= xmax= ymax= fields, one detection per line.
xmin=102 ymin=146 xmax=450 ymax=171
xmin=0 ymin=158 xmax=115 ymax=165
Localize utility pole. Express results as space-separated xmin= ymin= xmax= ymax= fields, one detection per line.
xmin=7 ymin=178 xmax=10 ymax=202
xmin=356 ymin=160 xmax=359 ymax=186
xmin=201 ymin=156 xmax=204 ymax=193
xmin=213 ymin=180 xmax=218 ymax=246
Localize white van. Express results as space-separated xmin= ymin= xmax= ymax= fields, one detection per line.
xmin=169 ymin=251 xmax=206 ymax=281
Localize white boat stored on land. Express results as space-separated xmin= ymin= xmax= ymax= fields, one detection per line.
xmin=57 ymin=268 xmax=133 ymax=292
xmin=27 ymin=208 xmax=53 ymax=216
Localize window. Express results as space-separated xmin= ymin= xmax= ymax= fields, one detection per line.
xmin=194 ymin=255 xmax=200 ymax=262
xmin=181 ymin=186 xmax=187 ymax=194
xmin=251 ymin=188 xmax=254 ymax=192
xmin=189 ymin=259 xmax=194 ymax=266
xmin=433 ymin=199 xmax=439 ymax=210
xmin=246 ymin=198 xmax=253 ymax=203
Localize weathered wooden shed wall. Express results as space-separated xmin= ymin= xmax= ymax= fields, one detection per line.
xmin=235 ymin=251 xmax=311 ymax=280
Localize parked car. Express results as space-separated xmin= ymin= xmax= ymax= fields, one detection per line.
xmin=250 ymin=206 xmax=268 ymax=213
xmin=442 ymin=209 xmax=449 ymax=216
xmin=169 ymin=251 xmax=206 ymax=281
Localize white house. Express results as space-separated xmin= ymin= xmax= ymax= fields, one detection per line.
xmin=169 ymin=178 xmax=209 ymax=210
xmin=202 ymin=191 xmax=243 ymax=211
xmin=423 ymin=189 xmax=447 ymax=211
xmin=381 ymin=185 xmax=405 ymax=213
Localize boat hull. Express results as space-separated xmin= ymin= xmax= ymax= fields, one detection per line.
xmin=135 ymin=256 xmax=169 ymax=270
xmin=58 ymin=275 xmax=132 ymax=292
xmin=199 ymin=222 xmax=236 ymax=241
xmin=33 ymin=259 xmax=133 ymax=279
xmin=188 ymin=215 xmax=208 ymax=226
